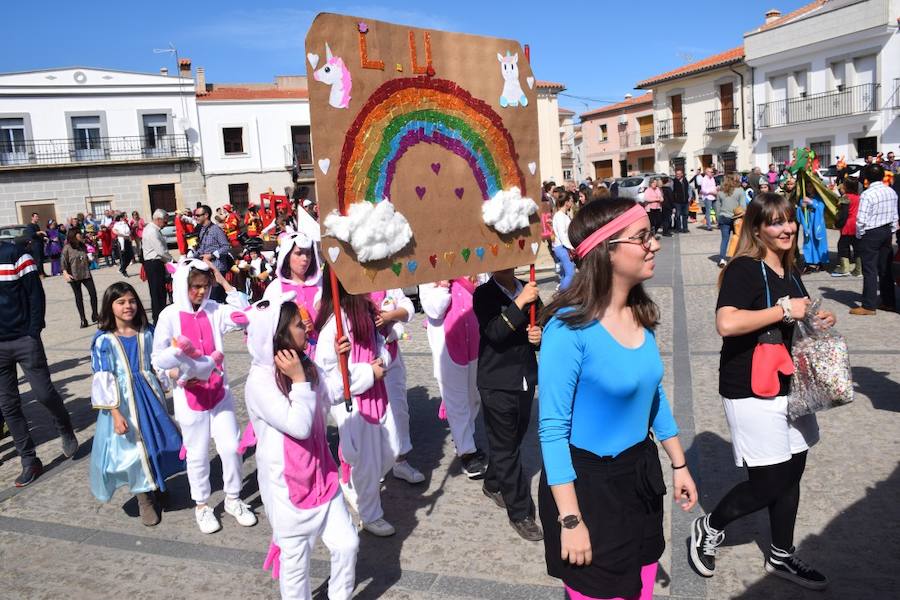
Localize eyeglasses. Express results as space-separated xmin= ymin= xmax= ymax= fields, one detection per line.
xmin=193 ymin=212 xmax=205 ymax=218
xmin=608 ymin=229 xmax=656 ymax=251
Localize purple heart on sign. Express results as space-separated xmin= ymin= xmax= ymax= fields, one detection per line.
xmin=416 ymin=186 xmax=426 ymax=199
xmin=455 ymin=187 xmax=464 ymax=199
xmin=431 ymin=162 xmax=441 ymax=175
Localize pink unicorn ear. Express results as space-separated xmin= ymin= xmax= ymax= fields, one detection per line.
xmin=165 ymin=262 xmax=177 ymax=274
xmin=231 ymin=311 xmax=250 ymax=326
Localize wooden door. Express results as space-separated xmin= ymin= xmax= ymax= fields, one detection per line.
xmin=18 ymin=202 xmax=57 ymax=226
xmin=700 ymin=154 xmax=713 ymax=169
xmin=148 ymin=184 xmax=177 ymax=214
xmin=670 ymin=94 xmax=683 ymax=135
xmin=594 ymin=160 xmax=613 ymax=179
xmin=720 ymin=83 xmax=734 ymax=128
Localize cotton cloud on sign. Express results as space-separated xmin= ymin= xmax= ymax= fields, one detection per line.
xmin=482 ymin=187 xmax=538 ymax=234
xmin=323 ymin=200 xmax=413 ymax=263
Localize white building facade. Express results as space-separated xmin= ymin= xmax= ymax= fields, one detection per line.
xmin=195 ymin=75 xmax=313 ymax=210
xmin=745 ymin=0 xmax=900 ymax=168
xmin=0 ymin=65 xmax=203 ymax=225
xmin=636 ymin=49 xmax=754 ymax=175
xmin=536 ymin=81 xmax=566 ymax=185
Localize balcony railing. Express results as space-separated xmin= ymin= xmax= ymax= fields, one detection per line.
xmin=705 ymin=108 xmax=740 ymax=133
xmin=0 ymin=134 xmax=192 ymax=169
xmin=621 ymin=131 xmax=655 ymax=148
xmin=894 ymin=79 xmax=900 ymax=109
xmin=756 ymin=83 xmax=879 ymax=128
xmin=285 ymin=144 xmax=315 ymax=179
xmin=657 ymin=118 xmax=686 ymax=140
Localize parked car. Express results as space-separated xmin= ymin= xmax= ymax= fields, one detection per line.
xmin=160 ymin=212 xmax=178 ymax=249
xmin=618 ymin=173 xmax=668 ymax=203
xmin=0 ymin=224 xmax=31 ymax=247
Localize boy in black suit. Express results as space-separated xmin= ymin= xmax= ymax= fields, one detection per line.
xmin=473 ymin=268 xmax=543 ymax=541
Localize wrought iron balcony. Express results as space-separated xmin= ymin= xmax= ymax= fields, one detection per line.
xmin=0 ymin=134 xmax=193 ymax=169
xmin=621 ymin=131 xmax=655 ymax=148
xmin=756 ymin=83 xmax=879 ymax=128
xmin=657 ymin=118 xmax=686 ymax=140
xmin=705 ymin=108 xmax=739 ymax=133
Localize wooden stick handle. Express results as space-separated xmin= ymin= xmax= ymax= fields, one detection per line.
xmin=529 ymin=264 xmax=536 ymax=327
xmin=329 ymin=268 xmax=353 ymax=412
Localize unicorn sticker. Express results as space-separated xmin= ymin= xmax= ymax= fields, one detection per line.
xmin=314 ymin=43 xmax=352 ymax=109
xmin=497 ymin=51 xmax=528 ymax=108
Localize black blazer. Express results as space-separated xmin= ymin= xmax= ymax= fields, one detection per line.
xmin=473 ymin=278 xmax=540 ymax=392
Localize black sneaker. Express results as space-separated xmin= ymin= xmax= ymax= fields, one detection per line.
xmin=15 ymin=460 xmax=43 ymax=487
xmin=510 ymin=516 xmax=543 ymax=542
xmin=765 ymin=545 xmax=828 ymax=590
xmin=460 ymin=452 xmax=487 ymax=479
xmin=61 ymin=431 xmax=79 ymax=459
xmin=688 ymin=514 xmax=725 ymax=577
xmin=482 ymin=486 xmax=505 ymax=509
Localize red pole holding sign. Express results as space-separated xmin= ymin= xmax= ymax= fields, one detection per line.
xmin=524 ymin=43 xmax=536 ymax=327
xmin=329 ymin=267 xmax=353 ymax=412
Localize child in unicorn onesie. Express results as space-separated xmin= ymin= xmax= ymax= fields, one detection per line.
xmin=370 ymin=288 xmax=425 ymax=484
xmin=151 ymin=258 xmax=257 ymax=534
xmin=264 ymin=211 xmax=324 ymax=344
xmin=244 ymin=291 xmax=358 ymax=600
xmin=419 ymin=276 xmax=488 ymax=479
xmin=314 ymin=271 xmax=399 ymax=537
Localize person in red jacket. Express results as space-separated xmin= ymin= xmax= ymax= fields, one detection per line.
xmin=220 ymin=205 xmax=240 ymax=247
xmin=831 ymin=178 xmax=862 ymax=277
xmin=175 ymin=210 xmax=195 ymax=256
xmin=244 ymin=206 xmax=263 ymax=238
xmin=98 ymin=226 xmax=114 ymax=268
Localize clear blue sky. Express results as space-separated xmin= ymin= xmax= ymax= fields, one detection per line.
xmin=5 ymin=0 xmax=808 ymax=116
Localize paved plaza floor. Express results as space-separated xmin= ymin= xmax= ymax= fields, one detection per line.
xmin=0 ymin=228 xmax=897 ymax=599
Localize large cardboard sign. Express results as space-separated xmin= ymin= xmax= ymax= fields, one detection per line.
xmin=306 ymin=13 xmax=541 ymax=293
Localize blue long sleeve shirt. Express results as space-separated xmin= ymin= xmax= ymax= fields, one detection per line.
xmin=538 ymin=315 xmax=679 ymax=485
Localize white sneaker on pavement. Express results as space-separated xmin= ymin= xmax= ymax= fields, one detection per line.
xmin=224 ymin=497 xmax=258 ymax=527
xmin=195 ymin=505 xmax=221 ymax=534
xmin=392 ymin=461 xmax=425 ymax=484
xmin=363 ymin=517 xmax=396 ymax=537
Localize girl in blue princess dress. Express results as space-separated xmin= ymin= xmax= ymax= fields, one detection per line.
xmin=89 ymin=282 xmax=184 ymax=526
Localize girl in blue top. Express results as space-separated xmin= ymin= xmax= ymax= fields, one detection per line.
xmin=538 ymin=198 xmax=697 ymax=600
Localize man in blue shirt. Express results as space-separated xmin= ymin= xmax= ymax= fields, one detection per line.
xmin=189 ymin=205 xmax=232 ymax=303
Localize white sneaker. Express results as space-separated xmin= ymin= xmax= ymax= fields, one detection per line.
xmin=392 ymin=461 xmax=425 ymax=484
xmin=362 ymin=517 xmax=395 ymax=537
xmin=224 ymin=497 xmax=257 ymax=527
xmin=718 ymin=259 xmax=727 ymax=268
xmin=195 ymin=505 xmax=221 ymax=534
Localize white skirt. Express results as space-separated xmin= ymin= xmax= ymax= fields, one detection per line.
xmin=721 ymin=395 xmax=819 ymax=467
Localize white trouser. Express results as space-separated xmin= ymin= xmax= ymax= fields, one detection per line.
xmin=330 ymin=403 xmax=399 ymax=523
xmin=174 ymin=392 xmax=242 ymax=504
xmin=384 ymin=354 xmax=412 ymax=457
xmin=275 ymin=493 xmax=359 ymax=600
xmin=436 ymin=358 xmax=479 ymax=456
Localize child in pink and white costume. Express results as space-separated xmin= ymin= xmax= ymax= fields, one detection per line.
xmin=244 ymin=292 xmax=358 ymax=600
xmin=370 ymin=289 xmax=424 ymax=484
xmin=263 ymin=222 xmax=323 ymax=332
xmin=419 ymin=277 xmax=488 ymax=479
xmin=151 ymin=259 xmax=257 ymax=534
xmin=315 ymin=273 xmax=399 ymax=537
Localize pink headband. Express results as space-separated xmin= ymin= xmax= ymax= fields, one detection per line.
xmin=575 ymin=204 xmax=648 ymax=259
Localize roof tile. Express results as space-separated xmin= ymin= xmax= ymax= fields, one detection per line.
xmin=636 ymin=47 xmax=744 ymax=89
xmin=580 ymin=92 xmax=653 ymax=119
xmin=198 ymin=86 xmax=309 ymax=101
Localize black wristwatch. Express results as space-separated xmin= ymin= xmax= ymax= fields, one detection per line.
xmin=558 ymin=514 xmax=581 ymax=529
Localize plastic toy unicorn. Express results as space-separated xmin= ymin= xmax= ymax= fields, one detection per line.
xmin=497 ymin=51 xmax=528 ymax=108
xmin=313 ymin=43 xmax=352 ymax=109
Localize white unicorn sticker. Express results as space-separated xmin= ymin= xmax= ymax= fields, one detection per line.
xmin=313 ymin=43 xmax=352 ymax=109
xmin=497 ymin=51 xmax=528 ymax=108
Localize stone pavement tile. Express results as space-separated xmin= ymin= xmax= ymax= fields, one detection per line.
xmin=0 ymin=531 xmax=278 ymax=600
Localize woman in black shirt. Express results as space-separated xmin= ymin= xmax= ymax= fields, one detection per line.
xmin=688 ymin=193 xmax=836 ymax=591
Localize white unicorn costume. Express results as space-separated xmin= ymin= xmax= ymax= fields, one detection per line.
xmin=315 ymin=307 xmax=399 ymax=529
xmin=419 ymin=278 xmax=486 ymax=458
xmin=369 ymin=289 xmax=415 ymax=458
xmin=263 ymin=221 xmax=323 ymax=331
xmin=244 ymin=292 xmax=358 ymax=600
xmin=151 ymin=259 xmax=251 ymax=513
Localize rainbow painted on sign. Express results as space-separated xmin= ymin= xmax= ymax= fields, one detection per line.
xmin=336 ymin=77 xmax=525 ymax=213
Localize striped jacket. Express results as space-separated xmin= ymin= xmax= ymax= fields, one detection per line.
xmin=0 ymin=242 xmax=45 ymax=340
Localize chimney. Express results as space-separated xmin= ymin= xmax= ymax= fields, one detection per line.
xmin=195 ymin=67 xmax=206 ymax=93
xmin=160 ymin=67 xmax=169 ymax=76
xmin=765 ymin=9 xmax=782 ymax=24
xmin=178 ymin=57 xmax=192 ymax=79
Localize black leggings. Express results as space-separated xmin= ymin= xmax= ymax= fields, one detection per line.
xmin=69 ymin=278 xmax=98 ymax=322
xmin=708 ymin=451 xmax=807 ymax=550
